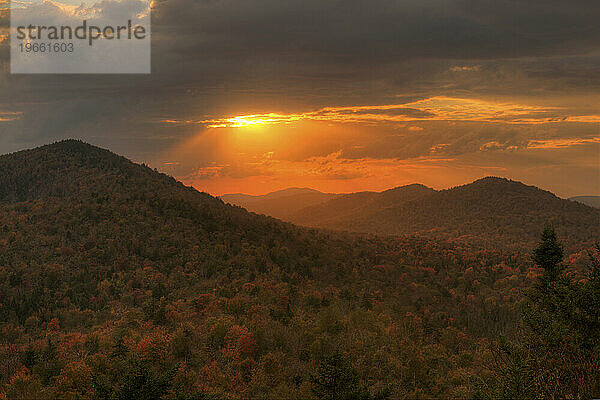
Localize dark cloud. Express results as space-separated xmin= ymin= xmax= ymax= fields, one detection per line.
xmin=332 ymin=108 xmax=436 ymax=118
xmin=154 ymin=0 xmax=600 ymax=62
xmin=339 ymin=121 xmax=598 ymax=161
xmin=0 ymin=0 xmax=598 ymax=170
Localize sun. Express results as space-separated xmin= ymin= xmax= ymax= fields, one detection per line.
xmin=226 ymin=115 xmax=269 ymax=128
xmin=205 ymin=114 xmax=273 ymax=128
xmin=203 ymin=113 xmax=303 ymax=128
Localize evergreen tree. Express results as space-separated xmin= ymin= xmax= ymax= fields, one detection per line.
xmin=478 ymin=229 xmax=600 ymax=399
xmin=532 ymin=225 xmax=564 ymax=284
xmin=311 ymin=353 xmax=390 ymax=400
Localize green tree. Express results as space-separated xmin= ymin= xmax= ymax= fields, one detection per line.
xmin=112 ymin=359 xmax=175 ymax=400
xmin=311 ymin=353 xmax=390 ymax=400
xmin=478 ymin=229 xmax=600 ymax=399
xmin=532 ymin=225 xmax=564 ymax=283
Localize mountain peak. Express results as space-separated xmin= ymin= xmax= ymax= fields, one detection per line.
xmin=471 ymin=176 xmax=512 ymax=185
xmin=48 ymin=138 xmax=92 ymax=147
xmin=39 ymin=139 xmax=109 ymax=155
xmin=0 ymin=139 xmax=177 ymax=204
xmin=286 ymin=176 xmax=598 ymax=248
xmin=383 ymin=183 xmax=433 ymax=193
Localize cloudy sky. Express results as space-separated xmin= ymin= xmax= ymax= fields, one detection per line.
xmin=0 ymin=0 xmax=599 ymax=196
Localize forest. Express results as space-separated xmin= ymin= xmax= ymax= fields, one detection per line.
xmin=0 ymin=140 xmax=598 ymax=399
xmin=255 ymin=179 xmax=599 ymax=250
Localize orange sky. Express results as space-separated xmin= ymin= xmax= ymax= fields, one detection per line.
xmin=2 ymin=0 xmax=599 ymax=199
xmin=154 ymin=96 xmax=600 ymax=198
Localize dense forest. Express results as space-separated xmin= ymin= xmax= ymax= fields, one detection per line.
xmin=223 ymin=179 xmax=599 ymax=250
xmin=0 ymin=140 xmax=598 ymax=399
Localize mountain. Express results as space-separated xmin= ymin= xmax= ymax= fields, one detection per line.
xmin=220 ymin=187 xmax=340 ymax=219
xmin=289 ymin=184 xmax=435 ymax=227
xmin=288 ymin=177 xmax=599 ymax=248
xmin=0 ymin=140 xmax=354 ymax=279
xmin=570 ymin=195 xmax=600 ymax=208
xmin=0 ymin=140 xmax=594 ymax=399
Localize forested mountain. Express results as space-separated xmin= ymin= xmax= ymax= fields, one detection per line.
xmin=220 ymin=188 xmax=340 ymax=220
xmin=0 ymin=140 xmax=597 ymax=399
xmin=569 ymin=195 xmax=600 ymax=209
xmin=288 ymin=177 xmax=599 ymax=249
xmin=289 ymin=184 xmax=434 ymax=228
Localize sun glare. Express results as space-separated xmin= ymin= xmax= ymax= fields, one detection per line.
xmin=220 ymin=116 xmax=268 ymax=128
xmin=201 ymin=113 xmax=303 ymax=128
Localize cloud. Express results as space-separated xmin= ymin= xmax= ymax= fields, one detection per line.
xmin=527 ymin=137 xmax=600 ymax=149
xmin=0 ymin=111 xmax=21 ymax=121
xmin=162 ymin=96 xmax=599 ymax=128
xmin=450 ymin=65 xmax=481 ymax=72
xmin=0 ymin=0 xmax=598 ymax=198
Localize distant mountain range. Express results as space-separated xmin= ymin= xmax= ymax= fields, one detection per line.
xmin=569 ymin=196 xmax=600 ymax=209
xmin=223 ymin=178 xmax=600 ymax=248
xmin=220 ymin=187 xmax=340 ymax=219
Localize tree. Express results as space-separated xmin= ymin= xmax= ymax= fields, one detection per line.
xmin=113 ymin=359 xmax=175 ymax=400
xmin=479 ymin=229 xmax=600 ymax=399
xmin=532 ymin=225 xmax=564 ymax=283
xmin=311 ymin=353 xmax=367 ymax=400
xmin=311 ymin=353 xmax=390 ymax=400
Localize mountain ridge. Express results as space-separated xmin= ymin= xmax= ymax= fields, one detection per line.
xmin=286 ymin=176 xmax=599 ymax=248
xmin=220 ymin=187 xmax=341 ymax=219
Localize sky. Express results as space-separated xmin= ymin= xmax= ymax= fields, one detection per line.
xmin=0 ymin=0 xmax=599 ymax=197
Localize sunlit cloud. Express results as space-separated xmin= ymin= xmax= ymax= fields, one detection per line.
xmin=176 ymin=148 xmax=517 ymax=196
xmin=180 ymin=150 xmax=460 ymax=183
xmin=563 ymin=115 xmax=600 ymax=123
xmin=160 ymin=96 xmax=600 ymax=129
xmin=450 ymin=65 xmax=481 ymax=72
xmin=527 ymin=137 xmax=600 ymax=149
xmin=0 ymin=112 xmax=22 ymax=122
xmin=479 ymin=141 xmax=519 ymax=152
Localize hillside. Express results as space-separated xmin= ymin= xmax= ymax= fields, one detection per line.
xmin=220 ymin=188 xmax=340 ymax=219
xmin=0 ymin=140 xmax=595 ymax=399
xmin=289 ymin=177 xmax=599 ymax=249
xmin=570 ymin=195 xmax=600 ymax=209
xmin=290 ymin=184 xmax=435 ymax=227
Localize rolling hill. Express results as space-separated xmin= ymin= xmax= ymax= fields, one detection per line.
xmin=220 ymin=187 xmax=340 ymax=219
xmin=288 ymin=184 xmax=435 ymax=227
xmin=0 ymin=140 xmax=595 ymax=399
xmin=288 ymin=177 xmax=599 ymax=249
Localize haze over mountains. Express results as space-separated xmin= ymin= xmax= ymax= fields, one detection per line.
xmin=220 ymin=188 xmax=340 ymax=220
xmin=223 ymin=178 xmax=600 ymax=248
xmin=569 ymin=196 xmax=600 ymax=209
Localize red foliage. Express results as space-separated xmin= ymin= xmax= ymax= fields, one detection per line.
xmin=46 ymin=318 xmax=60 ymax=332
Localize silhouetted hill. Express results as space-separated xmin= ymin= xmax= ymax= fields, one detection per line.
xmin=0 ymin=139 xmax=189 ymax=203
xmin=221 ymin=187 xmax=340 ymax=219
xmin=289 ymin=177 xmax=599 ymax=248
xmin=570 ymin=196 xmax=600 ymax=208
xmin=222 ymin=187 xmax=324 ymax=202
